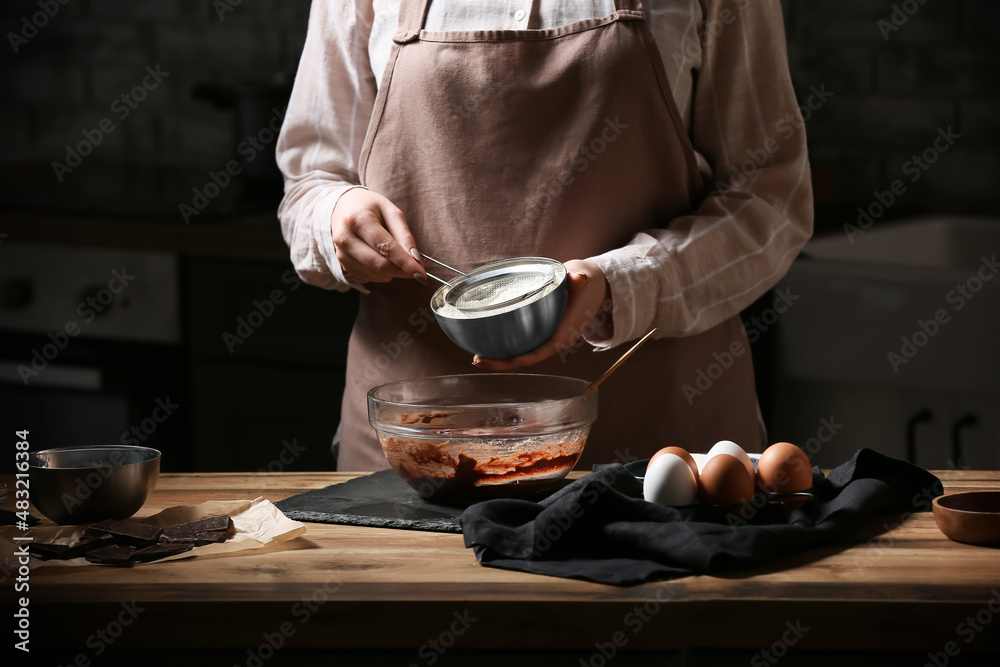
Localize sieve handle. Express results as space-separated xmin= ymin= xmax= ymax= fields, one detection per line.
xmin=417 ymin=253 xmax=468 ymax=278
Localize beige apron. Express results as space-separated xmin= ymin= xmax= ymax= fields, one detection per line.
xmin=340 ymin=0 xmax=761 ymax=471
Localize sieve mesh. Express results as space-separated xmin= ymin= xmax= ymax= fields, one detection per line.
xmin=448 ymin=270 xmax=554 ymax=312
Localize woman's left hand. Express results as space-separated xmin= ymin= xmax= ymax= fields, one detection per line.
xmin=472 ymin=259 xmax=611 ymax=369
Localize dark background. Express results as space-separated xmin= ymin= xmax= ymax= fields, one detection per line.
xmin=1 ymin=0 xmax=998 ymax=473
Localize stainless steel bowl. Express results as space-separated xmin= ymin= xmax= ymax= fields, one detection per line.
xmin=431 ymin=257 xmax=568 ymax=359
xmin=368 ymin=373 xmax=597 ymax=503
xmin=29 ymin=445 xmax=160 ymax=524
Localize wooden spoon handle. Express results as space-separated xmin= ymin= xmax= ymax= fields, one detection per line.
xmin=582 ymin=327 xmax=658 ymax=395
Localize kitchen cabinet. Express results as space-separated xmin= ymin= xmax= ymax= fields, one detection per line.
xmin=1 ymin=209 xmax=358 ymax=473
xmin=9 ymin=469 xmax=1000 ymax=665
xmin=770 ymin=378 xmax=1000 ymax=471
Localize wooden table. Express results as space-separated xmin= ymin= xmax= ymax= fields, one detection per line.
xmin=4 ymin=470 xmax=1000 ymax=664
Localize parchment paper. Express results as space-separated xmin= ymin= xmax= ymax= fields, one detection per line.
xmin=9 ymin=497 xmax=306 ymax=567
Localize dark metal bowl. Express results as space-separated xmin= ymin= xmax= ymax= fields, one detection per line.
xmin=29 ymin=445 xmax=160 ymax=525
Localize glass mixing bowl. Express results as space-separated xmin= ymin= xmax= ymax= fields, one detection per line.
xmin=367 ymin=374 xmax=597 ymax=504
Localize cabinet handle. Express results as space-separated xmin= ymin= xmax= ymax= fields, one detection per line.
xmin=950 ymin=413 xmax=979 ymax=469
xmin=905 ymin=409 xmax=933 ymax=465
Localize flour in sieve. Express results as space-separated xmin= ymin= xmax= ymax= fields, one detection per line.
xmin=435 ymin=267 xmax=564 ymax=319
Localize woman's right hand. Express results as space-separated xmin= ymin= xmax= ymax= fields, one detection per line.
xmin=331 ymin=187 xmax=428 ymax=290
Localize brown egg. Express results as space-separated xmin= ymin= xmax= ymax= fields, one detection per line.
xmin=757 ymin=442 xmax=813 ymax=494
xmin=648 ymin=446 xmax=699 ymax=484
xmin=698 ymin=453 xmax=755 ymax=505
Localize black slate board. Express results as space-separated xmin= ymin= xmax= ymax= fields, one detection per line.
xmin=275 ymin=470 xmax=466 ymax=534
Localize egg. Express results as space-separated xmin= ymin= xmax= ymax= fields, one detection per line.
xmin=706 ymin=440 xmax=755 ymax=480
xmin=643 ymin=453 xmax=698 ymax=507
xmin=757 ymin=442 xmax=813 ymax=493
xmin=648 ymin=446 xmax=699 ymax=485
xmin=698 ymin=453 xmax=755 ymax=505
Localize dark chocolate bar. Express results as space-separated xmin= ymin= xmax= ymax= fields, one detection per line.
xmin=88 ymin=519 xmax=163 ymax=546
xmin=159 ymin=529 xmax=228 ymax=546
xmin=29 ymin=542 xmax=69 ymax=560
xmin=85 ymin=544 xmax=136 ymax=566
xmin=130 ymin=542 xmax=195 ymax=563
xmin=62 ymin=534 xmax=116 ymax=559
xmin=160 ymin=515 xmax=233 ymax=541
xmin=30 ymin=534 xmax=116 ymax=561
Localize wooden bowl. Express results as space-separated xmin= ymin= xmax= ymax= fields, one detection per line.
xmin=932 ymin=491 xmax=1000 ymax=545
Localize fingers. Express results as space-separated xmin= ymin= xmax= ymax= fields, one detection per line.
xmin=473 ymin=267 xmax=605 ymax=370
xmin=381 ymin=205 xmax=426 ymax=280
xmin=331 ymin=190 xmax=427 ymax=285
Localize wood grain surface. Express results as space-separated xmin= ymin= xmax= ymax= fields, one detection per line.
xmin=3 ymin=470 xmax=999 ymax=655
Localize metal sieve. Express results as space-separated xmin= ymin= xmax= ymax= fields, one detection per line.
xmin=422 ymin=255 xmax=569 ymax=358
xmin=421 ymin=254 xmax=557 ymax=314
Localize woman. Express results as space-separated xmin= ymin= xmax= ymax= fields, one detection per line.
xmin=277 ymin=0 xmax=813 ymax=471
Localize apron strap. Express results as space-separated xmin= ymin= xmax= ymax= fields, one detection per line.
xmin=395 ymin=0 xmax=432 ymax=44
xmin=613 ymin=0 xmax=645 ymax=13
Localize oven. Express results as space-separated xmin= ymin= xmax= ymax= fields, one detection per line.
xmin=0 ymin=242 xmax=191 ymax=472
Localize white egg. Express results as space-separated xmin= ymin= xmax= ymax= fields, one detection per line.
xmin=643 ymin=453 xmax=698 ymax=507
xmin=706 ymin=440 xmax=755 ymax=478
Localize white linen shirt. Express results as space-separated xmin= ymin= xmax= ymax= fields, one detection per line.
xmin=276 ymin=0 xmax=813 ymax=347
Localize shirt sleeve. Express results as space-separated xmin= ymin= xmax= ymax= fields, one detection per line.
xmin=588 ymin=0 xmax=814 ymax=346
xmin=276 ymin=0 xmax=379 ymax=292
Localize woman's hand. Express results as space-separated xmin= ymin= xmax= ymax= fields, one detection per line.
xmin=472 ymin=259 xmax=611 ymax=369
xmin=331 ymin=188 xmax=427 ymax=291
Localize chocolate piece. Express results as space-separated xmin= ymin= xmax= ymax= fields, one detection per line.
xmin=62 ymin=534 xmax=116 ymax=559
xmin=130 ymin=542 xmax=195 ymax=563
xmin=29 ymin=542 xmax=69 ymax=560
xmin=160 ymin=515 xmax=233 ymax=540
xmin=30 ymin=534 xmax=116 ymax=561
xmin=85 ymin=544 xmax=136 ymax=566
xmin=159 ymin=529 xmax=228 ymax=546
xmin=88 ymin=519 xmax=162 ymax=546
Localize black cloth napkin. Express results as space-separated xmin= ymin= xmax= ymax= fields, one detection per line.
xmin=459 ymin=448 xmax=943 ymax=586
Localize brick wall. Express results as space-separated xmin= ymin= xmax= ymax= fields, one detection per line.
xmin=782 ymin=0 xmax=1000 ymax=233
xmin=1 ymin=0 xmax=311 ymax=167
xmin=2 ymin=0 xmax=997 ymax=230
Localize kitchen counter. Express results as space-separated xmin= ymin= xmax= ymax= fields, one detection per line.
xmin=4 ymin=470 xmax=1000 ymax=663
